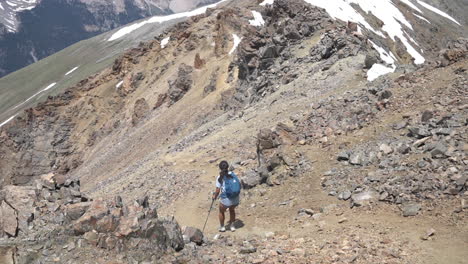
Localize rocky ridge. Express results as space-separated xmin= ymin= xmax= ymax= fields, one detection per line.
xmin=0 ymin=0 xmax=467 ymax=263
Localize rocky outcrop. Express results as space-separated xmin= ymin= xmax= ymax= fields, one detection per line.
xmin=243 ymin=124 xmax=309 ymax=189
xmin=132 ymin=98 xmax=150 ymax=126
xmin=168 ymin=63 xmax=194 ymax=104
xmin=438 ymin=38 xmax=468 ymax=67
xmin=0 ymin=176 xmax=184 ymax=262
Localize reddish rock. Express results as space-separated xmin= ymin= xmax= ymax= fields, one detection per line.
xmin=73 ymin=200 xmax=108 ymax=235
xmin=194 ymin=53 xmax=206 ymax=69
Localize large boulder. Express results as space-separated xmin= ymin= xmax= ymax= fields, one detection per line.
xmin=65 ymin=202 xmax=92 ymax=222
xmin=0 ymin=201 xmax=18 ymax=237
xmin=0 ymin=185 xmax=36 ymax=233
xmin=183 ymin=226 xmax=203 ymax=245
xmin=161 ymin=217 xmax=184 ymax=251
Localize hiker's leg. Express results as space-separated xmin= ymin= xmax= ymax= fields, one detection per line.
xmin=219 ymin=203 xmax=227 ymax=227
xmin=228 ymin=206 xmax=236 ymax=225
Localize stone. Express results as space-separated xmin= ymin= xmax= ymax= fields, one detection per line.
xmin=39 ymin=173 xmax=56 ymax=190
xmin=0 ymin=201 xmax=18 ymax=237
xmin=242 ymin=170 xmax=263 ymax=189
xmin=349 ymin=153 xmax=362 ymax=165
xmin=337 ymin=151 xmax=349 ymax=161
xmin=351 ymin=191 xmax=378 ymax=207
xmin=421 ymin=110 xmax=433 ymax=123
xmin=183 ymin=226 xmax=203 ymax=245
xmin=401 ymin=203 xmax=421 ymax=217
xmin=257 ymin=129 xmax=281 ymax=150
xmin=431 ymin=143 xmax=448 ymax=158
xmin=83 ymin=231 xmax=99 ymax=246
xmin=364 ymin=54 xmax=378 ymax=69
xmin=0 ymin=247 xmax=15 ymax=264
xmin=421 ymin=228 xmax=436 ymax=240
xmin=132 ymin=98 xmax=150 ymax=126
xmin=338 ymin=190 xmax=352 ymax=200
xmin=160 ymin=217 xmax=184 ymax=251
xmin=298 ymin=208 xmax=314 ymax=216
xmin=378 ymin=90 xmax=393 ymax=100
xmin=168 ymin=63 xmax=193 ymax=103
xmin=239 ymin=247 xmax=257 ymax=254
xmin=398 ymin=144 xmax=411 ymax=154
xmin=1 ymin=185 xmax=36 ymax=232
xmin=460 ymin=199 xmax=468 ymax=210
xmin=65 ymin=202 xmax=91 ymax=221
xmin=408 ymin=127 xmax=431 ymax=138
xmin=338 ymin=217 xmax=348 ymax=224
xmin=73 ymin=200 xmax=109 ymax=235
xmin=379 ymin=144 xmax=393 ymax=155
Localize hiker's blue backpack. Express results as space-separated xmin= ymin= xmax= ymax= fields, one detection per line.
xmin=224 ymin=172 xmax=241 ymax=199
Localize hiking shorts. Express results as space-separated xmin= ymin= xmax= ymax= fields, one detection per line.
xmin=220 ymin=196 xmax=239 ymax=208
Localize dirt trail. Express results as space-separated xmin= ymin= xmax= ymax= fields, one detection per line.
xmin=159 ymin=142 xmax=468 ymax=264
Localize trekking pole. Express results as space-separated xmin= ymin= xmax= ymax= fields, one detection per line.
xmin=202 ymin=198 xmax=215 ymax=233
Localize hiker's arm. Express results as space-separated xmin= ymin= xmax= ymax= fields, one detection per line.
xmin=212 ymin=187 xmax=220 ymax=200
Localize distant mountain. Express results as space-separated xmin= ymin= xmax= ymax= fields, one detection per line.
xmin=0 ymin=0 xmax=219 ymax=77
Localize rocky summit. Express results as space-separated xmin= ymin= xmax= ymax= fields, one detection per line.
xmin=0 ymin=0 xmax=467 ymax=263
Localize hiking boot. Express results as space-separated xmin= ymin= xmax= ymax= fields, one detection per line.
xmin=219 ymin=226 xmax=226 ymax=232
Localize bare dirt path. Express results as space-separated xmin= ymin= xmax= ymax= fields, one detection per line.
xmin=160 ymin=143 xmax=468 ymax=264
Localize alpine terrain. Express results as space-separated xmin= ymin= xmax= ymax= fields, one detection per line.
xmin=0 ymin=0 xmax=220 ymax=77
xmin=0 ymin=0 xmax=467 ymax=263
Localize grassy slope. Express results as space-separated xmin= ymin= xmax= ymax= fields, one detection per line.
xmin=0 ymin=17 xmax=182 ymax=124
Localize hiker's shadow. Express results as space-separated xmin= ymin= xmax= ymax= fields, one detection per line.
xmin=233 ymin=219 xmax=245 ymax=230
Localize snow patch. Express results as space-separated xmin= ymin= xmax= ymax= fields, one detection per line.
xmin=0 ymin=115 xmax=17 ymax=128
xmin=160 ymin=37 xmax=170 ymax=48
xmin=229 ymin=34 xmax=242 ymax=55
xmin=116 ymin=81 xmax=124 ymax=88
xmin=416 ymin=0 xmax=460 ymax=26
xmin=367 ymin=64 xmax=395 ymax=82
xmin=400 ymin=0 xmax=423 ymax=13
xmin=414 ymin=13 xmax=430 ymax=23
xmin=65 ymin=66 xmax=79 ymax=76
xmin=108 ymin=0 xmax=227 ymax=41
xmin=303 ymin=0 xmax=425 ymax=64
xmin=369 ymin=40 xmax=395 ymax=65
xmin=249 ymin=11 xmax=265 ymax=27
xmin=6 ymin=1 xmax=17 ymax=7
xmin=43 ymin=83 xmax=57 ymax=91
xmin=12 ymin=83 xmax=57 ymax=110
xmin=260 ymin=0 xmax=274 ymax=6
xmin=368 ymin=40 xmax=396 ymax=80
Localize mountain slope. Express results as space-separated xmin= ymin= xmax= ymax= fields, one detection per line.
xmin=0 ymin=0 xmax=220 ymax=77
xmin=0 ymin=0 xmax=466 ymax=263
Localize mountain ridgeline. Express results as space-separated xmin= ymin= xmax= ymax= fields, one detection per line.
xmin=0 ymin=0 xmax=220 ymax=77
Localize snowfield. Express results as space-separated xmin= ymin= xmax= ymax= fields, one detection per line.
xmin=108 ymin=0 xmax=227 ymax=41
xmin=261 ymin=0 xmax=462 ymax=81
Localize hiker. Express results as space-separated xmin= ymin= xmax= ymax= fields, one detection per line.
xmin=212 ymin=160 xmax=241 ymax=232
